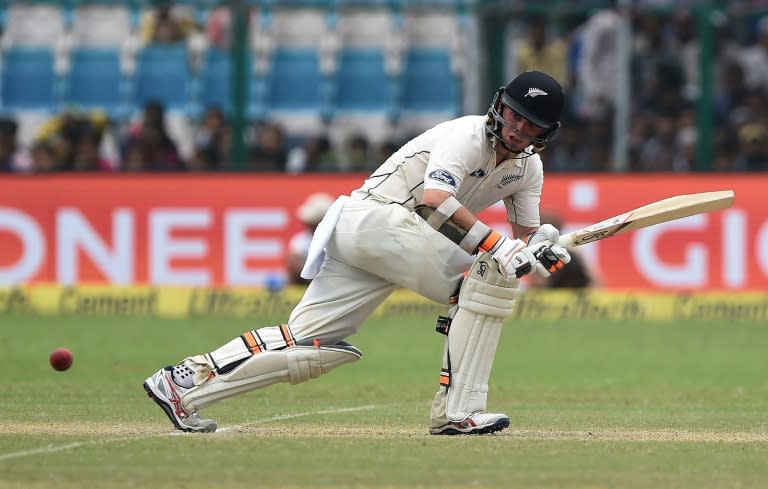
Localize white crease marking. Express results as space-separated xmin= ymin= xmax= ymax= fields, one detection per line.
xmin=0 ymin=404 xmax=376 ymax=462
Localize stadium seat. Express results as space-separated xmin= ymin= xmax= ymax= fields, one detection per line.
xmin=400 ymin=48 xmax=460 ymax=116
xmin=0 ymin=48 xmax=57 ymax=111
xmin=263 ymin=48 xmax=327 ymax=114
xmin=200 ymin=47 xmax=232 ymax=114
xmin=65 ymin=47 xmax=128 ymax=119
xmin=248 ymin=5 xmax=335 ymax=130
xmin=133 ymin=44 xmax=194 ymax=113
xmin=71 ymin=4 xmax=133 ymax=47
xmin=399 ymin=7 xmax=465 ymax=125
xmin=3 ymin=3 xmax=66 ymax=47
xmin=334 ymin=48 xmax=395 ymax=116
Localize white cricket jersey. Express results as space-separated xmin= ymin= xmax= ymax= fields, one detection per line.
xmin=350 ymin=115 xmax=543 ymax=227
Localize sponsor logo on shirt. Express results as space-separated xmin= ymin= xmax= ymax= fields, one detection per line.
xmin=495 ymin=173 xmax=523 ymax=189
xmin=428 ymin=170 xmax=457 ymax=188
xmin=469 ymin=168 xmax=486 ymax=178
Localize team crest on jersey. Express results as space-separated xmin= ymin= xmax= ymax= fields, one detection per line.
xmin=428 ymin=170 xmax=457 ymax=187
xmin=469 ymin=168 xmax=486 ymax=178
xmin=495 ymin=173 xmax=523 ymax=189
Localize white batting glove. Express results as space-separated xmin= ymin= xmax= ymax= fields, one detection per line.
xmin=527 ymin=223 xmax=560 ymax=248
xmin=485 ymin=236 xmax=528 ymax=277
xmin=486 ymin=237 xmax=571 ymax=278
xmin=528 ymin=243 xmax=571 ymax=277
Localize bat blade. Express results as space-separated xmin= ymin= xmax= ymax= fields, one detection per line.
xmin=557 ymin=190 xmax=735 ymax=248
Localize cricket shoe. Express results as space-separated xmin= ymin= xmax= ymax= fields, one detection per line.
xmin=429 ymin=411 xmax=510 ymax=435
xmin=143 ymin=367 xmax=217 ymax=433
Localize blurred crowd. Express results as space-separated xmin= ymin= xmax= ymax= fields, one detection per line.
xmin=2 ymin=4 xmax=768 ymax=174
xmin=521 ymin=6 xmax=768 ymax=173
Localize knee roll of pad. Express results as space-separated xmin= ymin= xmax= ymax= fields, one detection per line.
xmin=459 ymin=252 xmax=519 ymax=317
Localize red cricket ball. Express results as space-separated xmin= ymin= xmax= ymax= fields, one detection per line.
xmin=49 ymin=347 xmax=73 ymax=371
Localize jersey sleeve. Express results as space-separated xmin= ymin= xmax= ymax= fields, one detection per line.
xmin=504 ymin=154 xmax=543 ymax=227
xmin=423 ymin=128 xmax=476 ymax=194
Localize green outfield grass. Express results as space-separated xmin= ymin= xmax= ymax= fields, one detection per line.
xmin=1 ymin=312 xmax=766 ymax=489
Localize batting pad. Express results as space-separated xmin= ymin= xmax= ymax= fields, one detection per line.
xmin=178 ymin=324 xmax=300 ymax=386
xmin=439 ymin=252 xmax=519 ymax=422
xmin=182 ymin=343 xmax=362 ymax=411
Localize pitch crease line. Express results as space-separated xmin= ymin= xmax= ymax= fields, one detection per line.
xmin=0 ymin=404 xmax=376 ymax=462
xmin=212 ymin=404 xmax=376 ymax=434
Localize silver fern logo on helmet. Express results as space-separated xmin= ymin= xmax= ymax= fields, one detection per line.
xmin=524 ymin=88 xmax=548 ymax=98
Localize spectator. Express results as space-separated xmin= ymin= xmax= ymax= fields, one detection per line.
xmin=644 ymin=54 xmax=688 ymax=116
xmin=73 ymin=130 xmax=114 ymax=172
xmin=0 ymin=118 xmax=22 ymax=172
xmin=287 ymin=192 xmax=335 ymax=285
xmin=735 ymin=122 xmax=768 ymax=171
xmin=715 ymin=61 xmax=748 ymax=125
xmin=674 ymin=108 xmax=697 ymax=172
xmin=636 ymin=112 xmax=683 ymax=172
xmin=340 ymin=133 xmax=371 ymax=172
xmin=140 ymin=3 xmax=198 ymax=45
xmin=575 ymin=5 xmax=621 ymax=119
xmin=206 ymin=6 xmax=232 ymax=49
xmin=676 ymin=12 xmax=743 ymax=102
xmin=248 ymin=122 xmax=287 ymax=171
xmin=190 ymin=106 xmax=230 ymax=171
xmin=142 ymin=125 xmax=184 ymax=171
xmin=29 ymin=141 xmax=57 ymax=173
xmin=304 ymin=135 xmax=341 ymax=172
xmin=122 ymin=140 xmax=149 ymax=172
xmin=739 ymin=16 xmax=768 ymax=93
xmin=123 ymin=101 xmax=184 ymax=171
xmin=583 ymin=118 xmax=614 ymax=171
xmin=546 ymin=120 xmax=592 ymax=172
xmin=730 ymin=90 xmax=767 ymax=128
xmin=513 ymin=14 xmax=568 ymax=87
xmin=286 ymin=134 xmax=342 ymax=173
xmin=35 ymin=110 xmax=111 ymax=171
xmin=626 ymin=11 xmax=689 ymax=117
xmin=632 ymin=11 xmax=671 ymax=109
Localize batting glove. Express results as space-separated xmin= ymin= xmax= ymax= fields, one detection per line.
xmin=527 ymin=223 xmax=560 ymax=247
xmin=528 ymin=243 xmax=571 ymax=277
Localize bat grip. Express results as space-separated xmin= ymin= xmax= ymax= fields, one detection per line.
xmin=557 ymin=233 xmax=575 ymax=248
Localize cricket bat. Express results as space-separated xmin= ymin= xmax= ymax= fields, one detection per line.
xmin=557 ymin=190 xmax=735 ymax=248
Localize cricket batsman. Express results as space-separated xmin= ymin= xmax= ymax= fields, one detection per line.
xmin=143 ymin=70 xmax=572 ymax=435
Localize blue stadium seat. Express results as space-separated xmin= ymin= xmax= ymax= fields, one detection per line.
xmin=400 ymin=48 xmax=460 ymax=115
xmin=334 ymin=48 xmax=395 ymax=116
xmin=0 ymin=47 xmax=56 ymax=111
xmin=133 ymin=44 xmax=194 ymax=113
xmin=200 ymin=47 xmax=231 ymax=114
xmin=263 ymin=48 xmax=326 ymax=114
xmin=65 ymin=47 xmax=127 ymax=119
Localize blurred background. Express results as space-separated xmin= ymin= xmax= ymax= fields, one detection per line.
xmin=1 ymin=0 xmax=767 ymax=174
xmin=0 ymin=0 xmax=765 ymax=293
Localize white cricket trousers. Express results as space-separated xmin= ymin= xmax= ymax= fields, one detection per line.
xmin=287 ymin=197 xmax=474 ymax=343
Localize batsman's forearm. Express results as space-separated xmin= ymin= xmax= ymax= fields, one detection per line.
xmin=415 ymin=204 xmax=480 ymax=252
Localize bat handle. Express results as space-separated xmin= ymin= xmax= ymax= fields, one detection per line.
xmin=557 ymin=233 xmax=575 ymax=248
